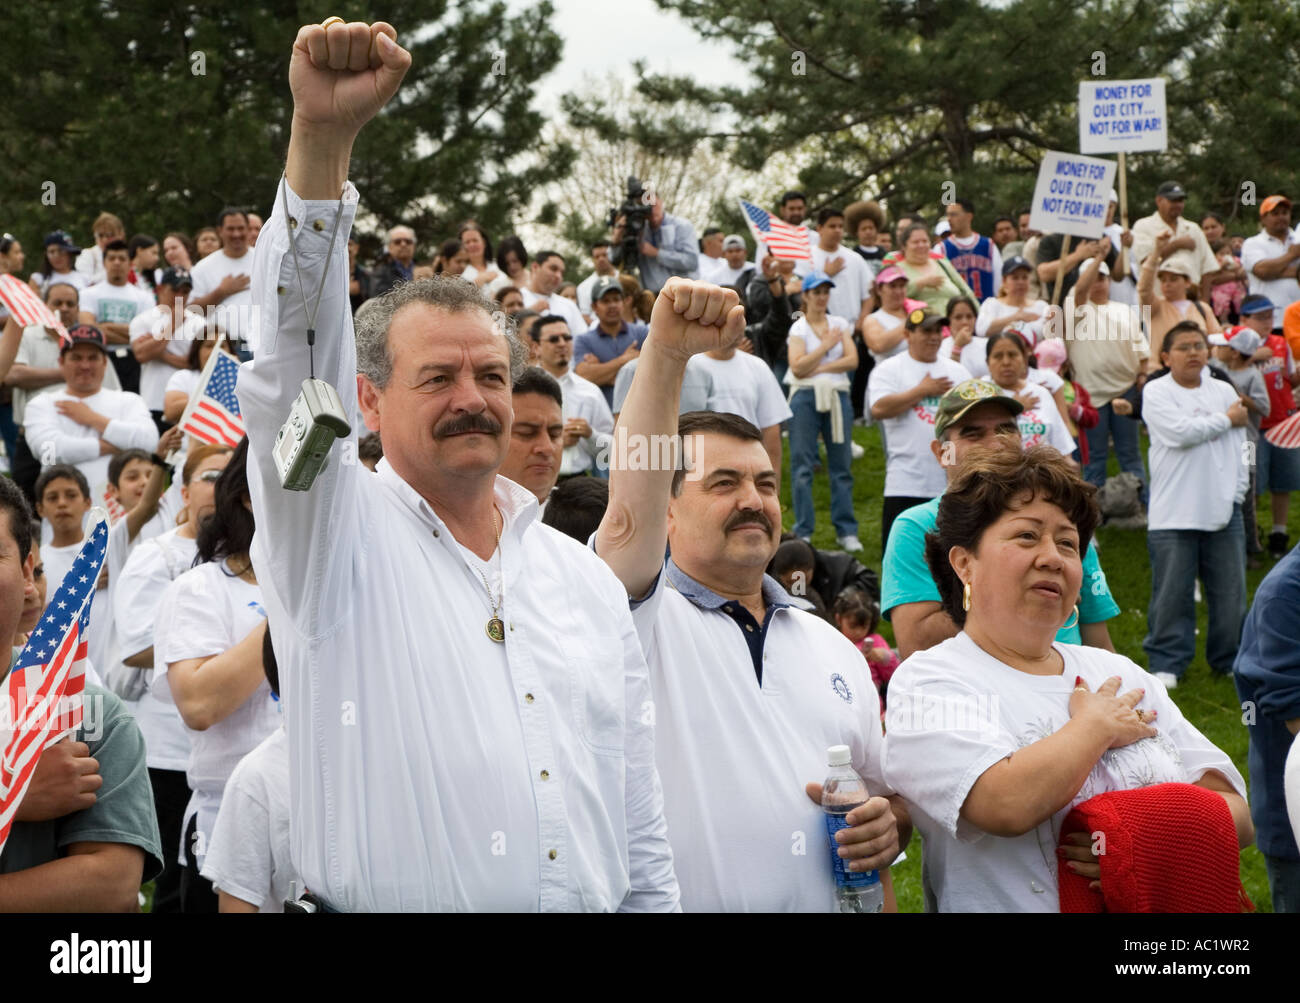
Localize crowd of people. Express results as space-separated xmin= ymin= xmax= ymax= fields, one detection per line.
xmin=0 ymin=18 xmax=1298 ymax=914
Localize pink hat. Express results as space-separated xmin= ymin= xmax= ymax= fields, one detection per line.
xmin=1034 ymin=338 xmax=1068 ymax=373
xmin=875 ymin=265 xmax=906 ymax=285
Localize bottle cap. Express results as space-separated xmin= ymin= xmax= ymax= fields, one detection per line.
xmin=827 ymin=744 xmax=852 ymax=767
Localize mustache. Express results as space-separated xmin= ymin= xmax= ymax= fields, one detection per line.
xmin=725 ymin=508 xmax=773 ymax=534
xmin=435 ymin=413 xmax=503 ymax=439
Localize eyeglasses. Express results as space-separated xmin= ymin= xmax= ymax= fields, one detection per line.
xmin=390 ymin=237 xmax=414 ymax=245
xmin=543 ymin=334 xmax=574 ymax=343
xmin=192 ymin=469 xmax=223 ymax=483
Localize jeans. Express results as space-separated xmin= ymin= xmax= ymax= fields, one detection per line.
xmin=789 ymin=388 xmax=857 ymax=539
xmin=1144 ymin=504 xmax=1246 ymax=678
xmin=1084 ymin=387 xmax=1147 ymax=504
xmin=1265 ymin=854 xmax=1300 ymax=913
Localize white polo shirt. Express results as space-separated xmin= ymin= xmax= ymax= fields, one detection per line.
xmin=628 ymin=560 xmax=888 ymax=912
xmin=521 ymin=287 xmax=586 ymax=337
xmin=694 ymin=350 xmax=793 ymax=430
xmin=238 ymin=180 xmax=679 ymax=913
xmin=555 ymin=369 xmax=613 ymax=475
xmin=1241 ymin=229 xmax=1300 ymax=329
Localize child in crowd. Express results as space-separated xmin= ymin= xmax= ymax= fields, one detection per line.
xmin=35 ymin=465 xmax=94 ymax=594
xmin=768 ymin=537 xmax=827 ymax=617
xmin=1034 ymin=339 xmax=1098 ymax=465
xmin=1209 ymin=327 xmax=1271 ymax=567
xmin=832 ymin=588 xmax=898 ymax=714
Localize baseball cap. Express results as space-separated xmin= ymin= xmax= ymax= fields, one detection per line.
xmin=1033 ymin=338 xmax=1068 ymax=373
xmin=59 ymin=323 xmax=108 ymax=356
xmin=1239 ymin=294 xmax=1274 ymax=316
xmin=43 ymin=230 xmax=81 ymax=255
xmin=1094 ymin=261 xmax=1111 ymax=277
xmin=721 ymin=234 xmax=746 ymax=251
xmin=1002 ymin=255 xmax=1033 ymax=277
xmin=1155 ymin=258 xmax=1194 ymax=278
xmin=933 ymin=379 xmax=1024 ymax=441
xmin=1156 ymin=181 xmax=1187 ymax=200
xmin=801 ymin=271 xmax=835 ymax=293
xmin=1210 ymin=326 xmax=1263 ymax=356
xmin=591 ymin=276 xmax=623 ymax=301
xmin=875 ymin=265 xmax=906 ymax=285
xmin=1260 ymin=195 xmax=1292 ymax=215
xmin=934 ymin=220 xmax=951 ymax=237
xmin=158 ymin=266 xmax=192 ymax=288
xmin=905 ymin=306 xmax=944 ymax=330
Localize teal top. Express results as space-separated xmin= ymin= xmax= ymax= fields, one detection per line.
xmin=881 ymin=496 xmax=1119 ymax=643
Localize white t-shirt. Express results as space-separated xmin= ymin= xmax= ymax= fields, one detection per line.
xmin=202 ymin=725 xmax=295 ymax=912
xmin=998 ymin=381 xmax=1075 ymax=455
xmin=785 ymin=316 xmax=854 ymax=390
xmin=1241 ymin=230 xmax=1300 ymax=330
xmin=79 ymin=280 xmax=153 ymax=330
xmin=865 ymin=309 xmax=907 ymax=366
xmin=129 ymin=305 xmax=205 ymax=411
xmin=520 ymin=287 xmax=586 ymax=337
xmin=939 ymin=335 xmax=989 ymax=378
xmin=975 ymin=298 xmax=1051 ymax=347
xmin=13 ymin=325 xmax=121 ymax=426
xmin=695 ymin=351 xmax=793 ymax=430
xmin=868 ymin=352 xmax=971 ymax=497
xmin=1143 ymin=371 xmax=1249 ymax=531
xmin=114 ymin=527 xmax=197 ymax=771
xmin=151 ymin=560 xmax=276 ymax=866
xmin=812 ymin=246 xmax=873 ymax=326
xmin=189 ymin=249 xmax=255 ymax=344
xmin=91 ymin=514 xmax=165 ymax=705
xmin=882 ymin=632 xmax=1246 ymax=913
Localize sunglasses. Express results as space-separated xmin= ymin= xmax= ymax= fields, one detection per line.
xmin=390 ymin=237 xmax=414 ymax=245
xmin=543 ymin=334 xmax=574 ymax=343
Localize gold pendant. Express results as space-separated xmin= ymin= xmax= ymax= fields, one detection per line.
xmin=486 ymin=617 xmax=506 ymax=643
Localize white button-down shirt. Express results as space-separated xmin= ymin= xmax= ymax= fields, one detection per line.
xmin=629 ymin=560 xmax=888 ymax=912
xmin=238 ymin=180 xmax=678 ymax=912
xmin=1241 ymin=229 xmax=1300 ymax=329
xmin=556 ymin=369 xmax=613 ymax=475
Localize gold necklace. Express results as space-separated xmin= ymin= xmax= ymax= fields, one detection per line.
xmin=470 ymin=508 xmax=506 ymax=643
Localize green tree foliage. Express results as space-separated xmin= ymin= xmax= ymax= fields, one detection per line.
xmin=576 ymin=0 xmax=1287 ymax=233
xmin=0 ymin=1 xmax=569 ymax=260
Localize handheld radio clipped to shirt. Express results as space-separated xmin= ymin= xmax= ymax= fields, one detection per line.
xmin=272 ymin=173 xmax=352 ymax=492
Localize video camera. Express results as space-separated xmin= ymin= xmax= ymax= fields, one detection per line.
xmin=607 ymin=176 xmax=654 ymax=272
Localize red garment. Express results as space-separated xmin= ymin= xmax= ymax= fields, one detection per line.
xmin=1058 ymin=782 xmax=1252 ymax=913
xmin=1259 ymin=334 xmax=1297 ymax=431
xmin=1062 ymin=379 xmax=1099 ymax=465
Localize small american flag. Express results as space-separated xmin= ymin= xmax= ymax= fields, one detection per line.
xmin=178 ymin=341 xmax=244 ymax=448
xmin=739 ymin=199 xmax=811 ymax=261
xmin=1265 ymin=410 xmax=1300 ymax=449
xmin=103 ymin=485 xmax=126 ymax=523
xmin=0 ymin=274 xmax=69 ymax=340
xmin=0 ymin=515 xmax=109 ymax=855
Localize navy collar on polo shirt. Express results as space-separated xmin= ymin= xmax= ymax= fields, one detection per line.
xmin=665 ymin=557 xmax=794 ymax=686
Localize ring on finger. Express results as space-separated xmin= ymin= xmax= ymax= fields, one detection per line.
xmin=321 ymin=16 xmax=345 ymax=28
xmin=1073 ymin=685 xmax=1088 ymax=693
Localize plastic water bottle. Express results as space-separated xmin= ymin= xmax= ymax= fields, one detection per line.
xmin=822 ymin=744 xmax=884 ymax=913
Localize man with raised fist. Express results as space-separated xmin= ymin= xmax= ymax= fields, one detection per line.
xmin=237 ymin=20 xmax=678 ymax=912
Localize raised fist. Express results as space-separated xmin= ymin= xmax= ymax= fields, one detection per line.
xmin=289 ymin=20 xmax=412 ymax=136
xmin=645 ymin=278 xmax=746 ymax=363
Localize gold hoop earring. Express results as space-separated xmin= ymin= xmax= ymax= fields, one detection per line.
xmin=962 ymin=581 xmax=971 ymax=612
xmin=1063 ymin=605 xmax=1079 ymax=630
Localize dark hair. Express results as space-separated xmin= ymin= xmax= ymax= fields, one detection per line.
xmin=127 ymin=234 xmax=157 ymax=258
xmin=496 ymin=235 xmax=528 ymax=273
xmin=1015 ymin=207 xmax=1031 ymax=219
xmin=899 ymin=212 xmax=925 ymax=228
xmin=986 ymin=329 xmax=1031 ymax=362
xmin=457 ymin=222 xmax=494 ymax=263
xmin=816 ymin=207 xmax=845 ymax=226
xmin=700 ymin=228 xmax=723 ymax=241
xmin=35 ymin=464 xmax=90 ymax=503
xmin=901 ymin=222 xmax=930 ymax=246
xmin=434 ymin=238 xmax=464 ymax=273
xmin=187 ymin=327 xmax=231 ymax=369
xmin=358 ymin=432 xmax=384 ymax=465
xmin=43 ymin=281 xmax=78 ymax=304
xmin=0 ymin=477 xmax=34 ymax=562
xmin=533 ymin=250 xmax=564 ymax=270
xmin=108 ymin=448 xmax=152 ymax=487
xmin=103 ymin=239 xmax=130 ymax=257
xmin=590 ymin=239 xmax=612 ymax=251
xmin=216 ymin=207 xmax=248 ymax=228
xmin=779 ymin=191 xmax=806 ymax=207
xmin=832 ymin=586 xmax=879 ymax=634
xmin=952 ymin=198 xmax=974 ymax=215
xmin=1202 ymin=211 xmax=1225 ymax=226
xmin=165 ymin=231 xmax=197 ymax=261
xmin=670 ymin=410 xmax=763 ymax=496
xmin=540 ymin=476 xmax=609 ymax=543
xmin=994 ymin=214 xmax=1015 ymax=229
xmin=494 ymin=285 xmax=525 ymax=305
xmin=195 ymin=437 xmax=255 ymax=572
xmin=1160 ymin=320 xmax=1208 ymax=356
xmin=923 ymin=445 xmax=1100 ymax=627
xmin=532 ymin=313 xmax=569 ymax=342
xmin=769 ymin=537 xmax=816 ymax=579
xmin=512 ymin=365 xmax=564 ymax=409
xmin=945 ymin=295 xmax=978 ymax=321
xmin=195 ymin=226 xmax=219 ymax=246
xmin=262 ymin=624 xmax=279 ymax=698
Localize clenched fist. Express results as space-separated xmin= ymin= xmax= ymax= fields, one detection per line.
xmin=645 ymin=278 xmax=746 ymax=363
xmin=290 ymin=21 xmax=411 ymax=135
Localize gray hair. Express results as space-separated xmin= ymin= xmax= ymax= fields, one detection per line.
xmin=353 ymin=276 xmax=530 ymax=389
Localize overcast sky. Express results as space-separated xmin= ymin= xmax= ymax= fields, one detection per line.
xmin=513 ymin=0 xmax=751 ymax=110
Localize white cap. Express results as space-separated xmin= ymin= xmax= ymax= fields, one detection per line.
xmin=1108 ymin=188 xmax=1119 ymax=204
xmin=934 ymin=220 xmax=951 ymax=237
xmin=827 ymin=744 xmax=852 ymax=767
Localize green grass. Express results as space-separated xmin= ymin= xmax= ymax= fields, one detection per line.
xmin=784 ymin=423 xmax=1285 ymax=913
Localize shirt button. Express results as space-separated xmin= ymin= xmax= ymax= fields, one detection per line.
xmin=276 ymin=286 xmax=285 ymax=295
xmin=432 ymin=529 xmax=440 ymax=538
xmin=548 ymin=849 xmax=557 ymax=861
xmin=745 ymin=624 xmax=754 ymax=632
xmin=288 ymin=217 xmax=297 ymax=228
xmin=540 ymin=769 xmax=550 ymax=780
xmin=524 ymin=693 xmax=534 ymax=704
xmin=313 ymin=219 xmax=324 ymax=231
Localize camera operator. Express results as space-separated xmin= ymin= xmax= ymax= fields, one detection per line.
xmin=609 ymin=183 xmax=699 ymax=294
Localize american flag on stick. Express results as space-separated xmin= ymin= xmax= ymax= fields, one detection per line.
xmin=0 ymin=274 xmax=69 ymax=340
xmin=0 ymin=514 xmax=109 ymax=855
xmin=1265 ymin=410 xmax=1300 ymax=449
xmin=177 ymin=336 xmax=245 ymax=448
xmin=738 ymin=199 xmax=812 ymax=261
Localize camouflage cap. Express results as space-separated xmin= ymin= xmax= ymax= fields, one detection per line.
xmin=933 ymin=378 xmax=1024 ymax=440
